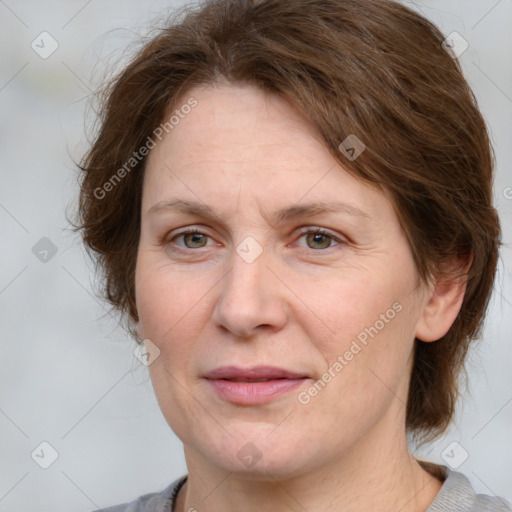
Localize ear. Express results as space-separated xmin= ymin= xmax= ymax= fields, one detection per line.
xmin=414 ymin=254 xmax=471 ymax=343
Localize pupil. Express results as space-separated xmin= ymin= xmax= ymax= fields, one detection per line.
xmin=309 ymin=233 xmax=329 ymax=249
xmin=186 ymin=233 xmax=205 ymax=247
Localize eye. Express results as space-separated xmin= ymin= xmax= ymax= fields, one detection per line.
xmin=296 ymin=227 xmax=343 ymax=250
xmin=162 ymin=226 xmax=345 ymax=253
xmin=167 ymin=228 xmax=213 ymax=249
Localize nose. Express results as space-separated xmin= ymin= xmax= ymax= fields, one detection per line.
xmin=211 ymin=244 xmax=288 ymax=339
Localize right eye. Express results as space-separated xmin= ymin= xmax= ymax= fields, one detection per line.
xmin=167 ymin=228 xmax=213 ymax=250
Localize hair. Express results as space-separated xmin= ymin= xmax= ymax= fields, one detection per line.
xmin=75 ymin=0 xmax=501 ymax=443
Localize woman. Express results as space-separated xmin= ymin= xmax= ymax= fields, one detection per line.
xmin=76 ymin=0 xmax=511 ymax=510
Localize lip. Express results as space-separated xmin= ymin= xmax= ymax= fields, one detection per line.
xmin=203 ymin=365 xmax=309 ymax=405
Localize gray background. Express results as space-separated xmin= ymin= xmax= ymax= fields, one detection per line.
xmin=1 ymin=1 xmax=511 ymax=510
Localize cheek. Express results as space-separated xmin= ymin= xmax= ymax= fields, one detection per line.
xmin=298 ymin=270 xmax=404 ymax=355
xmin=147 ymin=360 xmax=212 ymax=446
xmin=136 ymin=257 xmax=214 ymax=438
xmin=301 ymin=265 xmax=418 ymax=402
xmin=135 ymin=253 xmax=209 ymax=343
xmin=299 ymin=300 xmax=415 ymax=447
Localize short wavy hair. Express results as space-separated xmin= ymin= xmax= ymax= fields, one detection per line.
xmin=75 ymin=0 xmax=501 ymax=443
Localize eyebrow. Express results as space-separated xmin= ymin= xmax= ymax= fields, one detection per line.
xmin=146 ymin=199 xmax=371 ymax=224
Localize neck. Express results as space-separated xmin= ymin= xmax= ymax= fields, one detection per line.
xmin=176 ymin=421 xmax=443 ymax=512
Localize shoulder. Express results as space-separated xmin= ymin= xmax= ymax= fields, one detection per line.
xmin=91 ymin=475 xmax=187 ymax=512
xmin=426 ymin=465 xmax=512 ymax=512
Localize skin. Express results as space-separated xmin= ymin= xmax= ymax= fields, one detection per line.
xmin=135 ymin=81 xmax=467 ymax=512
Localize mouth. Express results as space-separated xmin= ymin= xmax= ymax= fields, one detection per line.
xmin=203 ymin=365 xmax=310 ymax=405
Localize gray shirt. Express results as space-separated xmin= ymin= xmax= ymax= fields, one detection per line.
xmin=95 ymin=466 xmax=512 ymax=511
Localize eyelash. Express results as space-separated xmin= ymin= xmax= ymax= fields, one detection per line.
xmin=162 ymin=226 xmax=345 ymax=253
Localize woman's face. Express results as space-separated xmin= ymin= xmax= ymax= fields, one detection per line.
xmin=135 ymin=82 xmax=432 ymax=478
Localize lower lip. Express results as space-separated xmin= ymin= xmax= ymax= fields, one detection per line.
xmin=206 ymin=378 xmax=307 ymax=405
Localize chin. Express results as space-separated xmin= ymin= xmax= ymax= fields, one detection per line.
xmin=213 ymin=453 xmax=314 ymax=482
xmin=193 ymin=428 xmax=322 ymax=481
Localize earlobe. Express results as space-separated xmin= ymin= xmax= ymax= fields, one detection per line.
xmin=415 ymin=258 xmax=471 ymax=343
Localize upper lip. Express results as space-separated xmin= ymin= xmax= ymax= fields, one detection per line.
xmin=204 ymin=365 xmax=308 ymax=381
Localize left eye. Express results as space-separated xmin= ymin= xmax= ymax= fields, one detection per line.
xmin=296 ymin=229 xmax=341 ymax=250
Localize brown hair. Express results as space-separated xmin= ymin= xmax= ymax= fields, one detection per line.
xmin=75 ymin=0 xmax=501 ymax=443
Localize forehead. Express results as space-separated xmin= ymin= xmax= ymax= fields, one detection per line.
xmin=149 ymin=82 xmax=328 ymax=170
xmin=142 ymin=82 xmax=389 ymax=223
